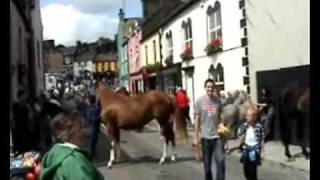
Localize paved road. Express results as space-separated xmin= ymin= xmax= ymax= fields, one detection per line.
xmin=94 ymin=127 xmax=309 ymax=180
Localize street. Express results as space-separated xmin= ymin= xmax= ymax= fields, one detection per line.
xmin=94 ymin=125 xmax=309 ymax=180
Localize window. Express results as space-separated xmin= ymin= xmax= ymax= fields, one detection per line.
xmin=208 ymin=63 xmax=224 ymax=90
xmin=165 ymin=31 xmax=173 ymax=56
xmin=153 ymin=40 xmax=157 ymax=62
xmin=181 ymin=18 xmax=193 ymax=50
xmin=145 ymin=45 xmax=148 ymax=65
xmin=207 ymin=2 xmax=222 ymax=43
xmin=65 ymin=56 xmax=71 ymax=65
xmin=216 ymin=63 xmax=224 ymax=84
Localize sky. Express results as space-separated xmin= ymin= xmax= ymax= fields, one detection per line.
xmin=40 ymin=0 xmax=142 ymax=46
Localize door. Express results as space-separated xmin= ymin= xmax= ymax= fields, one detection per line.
xmin=185 ymin=70 xmax=195 ymax=124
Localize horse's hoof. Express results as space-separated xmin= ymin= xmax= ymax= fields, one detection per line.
xmin=159 ymin=158 xmax=165 ymax=165
xmin=171 ymin=155 xmax=177 ymax=162
xmin=107 ymin=165 xmax=112 ymax=169
xmin=305 ymin=154 xmax=310 ymax=160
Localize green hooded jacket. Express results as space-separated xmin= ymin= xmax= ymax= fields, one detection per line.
xmin=40 ymin=143 xmax=104 ymax=180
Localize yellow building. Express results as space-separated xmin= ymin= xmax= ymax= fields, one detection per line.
xmin=92 ymin=53 xmax=118 ymax=82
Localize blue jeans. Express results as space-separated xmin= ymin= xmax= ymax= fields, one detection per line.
xmin=201 ymin=138 xmax=225 ymax=180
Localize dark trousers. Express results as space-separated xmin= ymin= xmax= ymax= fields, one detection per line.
xmin=201 ymin=138 xmax=225 ymax=180
xmin=243 ymin=161 xmax=257 ymax=180
xmin=90 ymin=122 xmax=100 ymax=157
xmin=180 ymin=107 xmax=191 ymax=127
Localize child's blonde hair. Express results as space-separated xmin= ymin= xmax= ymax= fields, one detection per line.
xmin=247 ymin=106 xmax=258 ymax=115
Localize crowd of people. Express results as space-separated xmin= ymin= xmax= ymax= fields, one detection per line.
xmin=11 ymin=76 xmax=107 ymax=179
xmin=10 ymin=74 xmax=276 ymax=180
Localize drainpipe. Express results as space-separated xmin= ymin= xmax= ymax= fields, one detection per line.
xmin=158 ymin=28 xmax=163 ymax=91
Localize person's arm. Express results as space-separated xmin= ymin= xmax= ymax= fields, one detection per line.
xmin=58 ymin=153 xmax=104 ymax=180
xmin=193 ymin=114 xmax=201 ymax=146
xmin=193 ymin=100 xmax=201 ymax=146
xmin=260 ymin=124 xmax=266 ymax=159
xmin=256 ymin=103 xmax=267 ymax=111
xmin=237 ymin=124 xmax=246 ymax=143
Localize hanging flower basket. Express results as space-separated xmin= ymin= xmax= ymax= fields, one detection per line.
xmin=164 ymin=54 xmax=173 ymax=66
xmin=205 ymin=38 xmax=223 ymax=55
xmin=180 ymin=47 xmax=193 ymax=61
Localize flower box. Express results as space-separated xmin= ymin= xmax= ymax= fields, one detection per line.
xmin=180 ymin=47 xmax=193 ymax=61
xmin=205 ymin=38 xmax=223 ymax=55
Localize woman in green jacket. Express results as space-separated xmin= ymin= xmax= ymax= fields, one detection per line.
xmin=40 ymin=111 xmax=104 ymax=180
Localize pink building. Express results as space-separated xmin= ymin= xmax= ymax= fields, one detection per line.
xmin=128 ymin=20 xmax=144 ymax=93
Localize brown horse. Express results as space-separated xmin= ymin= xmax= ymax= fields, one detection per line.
xmin=97 ymin=82 xmax=188 ymax=168
xmin=279 ymin=82 xmax=309 ymax=160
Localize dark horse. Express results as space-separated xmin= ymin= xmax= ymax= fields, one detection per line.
xmin=279 ymin=82 xmax=310 ymax=160
xmin=97 ymin=82 xmax=188 ymax=168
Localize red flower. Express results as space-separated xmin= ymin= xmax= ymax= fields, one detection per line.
xmin=184 ymin=47 xmax=192 ymax=54
xmin=210 ymin=38 xmax=222 ymax=47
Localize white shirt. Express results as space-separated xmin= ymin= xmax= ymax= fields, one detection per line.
xmin=245 ymin=126 xmax=258 ymax=146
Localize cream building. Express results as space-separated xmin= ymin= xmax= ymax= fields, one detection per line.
xmin=244 ymin=0 xmax=310 ymax=102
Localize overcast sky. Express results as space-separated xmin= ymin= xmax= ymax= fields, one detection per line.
xmin=40 ymin=0 xmax=142 ymax=46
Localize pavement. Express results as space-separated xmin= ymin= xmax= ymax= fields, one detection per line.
xmin=95 ymin=121 xmax=309 ymax=180
xmin=144 ymin=120 xmax=310 ymax=172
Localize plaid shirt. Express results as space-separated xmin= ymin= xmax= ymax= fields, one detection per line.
xmin=238 ymin=122 xmax=265 ymax=150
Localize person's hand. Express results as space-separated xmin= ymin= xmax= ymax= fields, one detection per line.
xmin=193 ymin=136 xmax=200 ymax=147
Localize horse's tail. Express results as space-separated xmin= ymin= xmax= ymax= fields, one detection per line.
xmin=168 ymin=96 xmax=188 ymax=142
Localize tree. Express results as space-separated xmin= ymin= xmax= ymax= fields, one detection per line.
xmin=95 ymin=37 xmax=117 ymax=53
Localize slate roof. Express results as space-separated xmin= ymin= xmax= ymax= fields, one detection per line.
xmin=93 ymin=53 xmax=118 ymax=62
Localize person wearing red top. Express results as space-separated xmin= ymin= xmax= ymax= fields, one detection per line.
xmin=176 ymin=87 xmax=191 ymax=126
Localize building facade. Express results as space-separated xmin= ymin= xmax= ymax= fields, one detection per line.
xmin=117 ymin=9 xmax=140 ymax=89
xmin=127 ymin=21 xmax=144 ymax=93
xmin=243 ymin=0 xmax=310 ymax=103
xmin=43 ymin=40 xmax=65 ymax=74
xmin=156 ymin=0 xmax=246 ymax=122
xmin=10 ymin=0 xmax=44 ymax=102
xmin=60 ymin=46 xmax=76 ymax=80
xmin=93 ymin=54 xmax=118 ymax=84
xmin=31 ymin=0 xmax=45 ymax=97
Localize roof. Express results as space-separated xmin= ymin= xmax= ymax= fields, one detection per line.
xmin=60 ymin=46 xmax=77 ymax=55
xmin=93 ymin=53 xmax=118 ymax=62
xmin=141 ymin=0 xmax=200 ymax=42
xmin=74 ymin=51 xmax=96 ymax=62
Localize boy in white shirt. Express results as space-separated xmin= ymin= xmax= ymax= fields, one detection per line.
xmin=238 ymin=107 xmax=265 ymax=180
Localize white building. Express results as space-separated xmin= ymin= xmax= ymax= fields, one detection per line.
xmin=73 ymin=51 xmax=95 ymax=78
xmin=244 ymin=0 xmax=310 ymax=103
xmin=160 ymin=0 xmax=246 ymax=122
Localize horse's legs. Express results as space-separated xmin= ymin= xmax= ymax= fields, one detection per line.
xmin=295 ymin=113 xmax=310 ymax=159
xmin=169 ymin=138 xmax=177 ymax=162
xmin=108 ymin=140 xmax=115 ymax=168
xmin=159 ymin=138 xmax=168 ymax=165
xmin=107 ymin=124 xmax=120 ymax=169
xmin=159 ymin=120 xmax=176 ymax=164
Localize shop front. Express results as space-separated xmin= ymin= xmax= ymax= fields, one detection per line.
xmin=159 ymin=63 xmax=182 ymax=93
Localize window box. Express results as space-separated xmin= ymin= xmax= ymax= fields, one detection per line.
xmin=205 ymin=38 xmax=222 ymax=55
xmin=180 ymin=47 xmax=193 ymax=61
